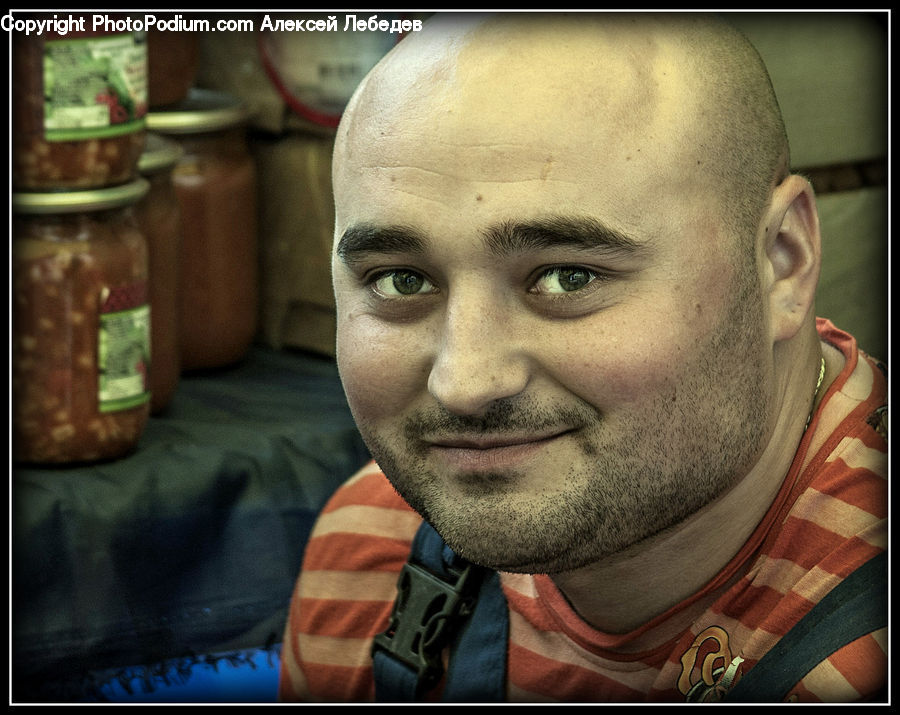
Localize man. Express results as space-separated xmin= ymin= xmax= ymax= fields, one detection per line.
xmin=279 ymin=13 xmax=887 ymax=703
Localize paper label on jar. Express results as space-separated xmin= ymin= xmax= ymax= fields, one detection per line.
xmin=42 ymin=32 xmax=148 ymax=141
xmin=98 ymin=283 xmax=151 ymax=412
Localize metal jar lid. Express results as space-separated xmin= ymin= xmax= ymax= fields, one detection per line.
xmin=12 ymin=178 xmax=150 ymax=215
xmin=146 ymin=88 xmax=250 ymax=134
xmin=138 ymin=132 xmax=185 ymax=174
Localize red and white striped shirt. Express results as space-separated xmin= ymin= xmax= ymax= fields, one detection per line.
xmin=279 ymin=319 xmax=887 ymax=702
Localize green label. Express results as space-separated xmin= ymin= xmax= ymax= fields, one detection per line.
xmin=98 ymin=302 xmax=151 ymax=412
xmin=43 ymin=32 xmax=148 ymax=141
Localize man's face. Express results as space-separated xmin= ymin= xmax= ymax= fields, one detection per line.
xmin=332 ymin=28 xmax=775 ymax=574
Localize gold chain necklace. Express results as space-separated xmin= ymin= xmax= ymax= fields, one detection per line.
xmin=804 ymin=357 xmax=827 ymax=432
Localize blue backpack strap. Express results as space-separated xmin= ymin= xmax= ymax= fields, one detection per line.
xmin=372 ymin=522 xmax=509 ymax=702
xmin=726 ymin=550 xmax=887 ymax=702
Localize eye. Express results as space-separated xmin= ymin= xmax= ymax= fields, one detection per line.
xmin=371 ymin=269 xmax=438 ymax=297
xmin=531 ymin=266 xmax=599 ymax=295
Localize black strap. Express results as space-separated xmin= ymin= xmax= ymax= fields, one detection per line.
xmin=726 ymin=550 xmax=887 ymax=702
xmin=371 ymin=522 xmax=509 ymax=702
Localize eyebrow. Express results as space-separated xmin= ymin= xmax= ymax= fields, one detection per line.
xmin=484 ymin=216 xmax=649 ymax=258
xmin=335 ymin=215 xmax=648 ymax=265
xmin=336 ymin=224 xmax=426 ymax=264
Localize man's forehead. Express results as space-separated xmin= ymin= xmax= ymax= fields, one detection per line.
xmin=349 ymin=14 xmax=672 ymax=129
xmin=335 ymin=14 xmax=706 ymax=191
xmin=332 ymin=14 xmax=738 ymax=254
xmin=376 ymin=13 xmax=673 ymax=81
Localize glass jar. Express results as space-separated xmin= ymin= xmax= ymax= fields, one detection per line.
xmin=11 ymin=13 xmax=148 ymax=191
xmin=147 ymin=27 xmax=199 ymax=107
xmin=12 ymin=180 xmax=152 ymax=465
xmin=136 ymin=133 xmax=184 ymax=413
xmin=147 ymin=89 xmax=259 ymax=370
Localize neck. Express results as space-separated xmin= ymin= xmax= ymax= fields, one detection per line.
xmin=550 ymin=332 xmax=839 ymax=635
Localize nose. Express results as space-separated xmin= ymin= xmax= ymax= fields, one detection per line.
xmin=427 ymin=291 xmax=531 ymax=416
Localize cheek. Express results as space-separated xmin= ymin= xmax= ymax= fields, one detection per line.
xmin=336 ymin=313 xmax=430 ymax=423
xmin=546 ymin=307 xmax=705 ymax=409
xmin=559 ymin=341 xmax=673 ymax=409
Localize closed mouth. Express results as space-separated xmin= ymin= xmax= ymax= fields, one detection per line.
xmin=427 ymin=430 xmax=572 ymax=450
xmin=424 ymin=428 xmax=576 ymax=472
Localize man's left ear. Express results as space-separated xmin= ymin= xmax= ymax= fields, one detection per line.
xmin=763 ymin=174 xmax=821 ymax=342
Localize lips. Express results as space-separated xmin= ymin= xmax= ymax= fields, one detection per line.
xmin=425 ymin=429 xmax=572 ymax=471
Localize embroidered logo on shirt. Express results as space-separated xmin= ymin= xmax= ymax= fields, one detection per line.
xmin=678 ymin=626 xmax=744 ymax=702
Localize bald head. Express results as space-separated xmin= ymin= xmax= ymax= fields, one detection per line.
xmin=335 ymin=12 xmax=788 ymax=251
xmin=329 ymin=13 xmax=822 ymax=586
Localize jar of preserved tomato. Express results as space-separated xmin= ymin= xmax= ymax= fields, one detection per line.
xmin=147 ymin=89 xmax=259 ymax=370
xmin=12 ymin=180 xmax=152 ymax=465
xmin=11 ymin=13 xmax=148 ymax=191
xmin=136 ymin=133 xmax=184 ymax=413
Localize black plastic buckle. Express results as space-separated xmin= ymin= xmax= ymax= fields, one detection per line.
xmin=372 ymin=559 xmax=477 ymax=693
